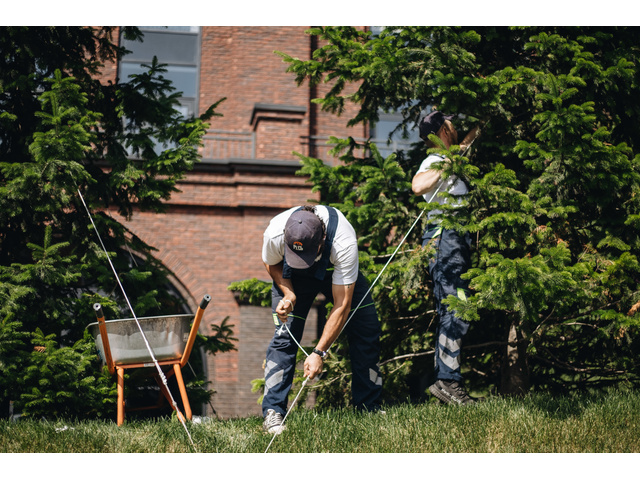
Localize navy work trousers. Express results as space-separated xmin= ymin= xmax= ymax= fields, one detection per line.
xmin=422 ymin=225 xmax=472 ymax=383
xmin=262 ymin=269 xmax=382 ymax=417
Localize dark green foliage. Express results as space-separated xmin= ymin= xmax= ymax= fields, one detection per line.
xmin=199 ymin=316 xmax=239 ymax=356
xmin=228 ymin=278 xmax=273 ymax=308
xmin=20 ymin=328 xmax=116 ymax=419
xmin=0 ymin=27 xmax=231 ymax=419
xmin=250 ymin=27 xmax=640 ymax=405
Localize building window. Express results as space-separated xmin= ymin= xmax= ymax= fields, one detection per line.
xmin=119 ymin=26 xmax=200 ymax=118
xmin=370 ymin=109 xmax=422 ymax=158
xmin=368 ymin=27 xmax=422 ymax=158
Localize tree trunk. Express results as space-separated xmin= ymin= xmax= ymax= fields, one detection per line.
xmin=499 ymin=320 xmax=530 ymax=396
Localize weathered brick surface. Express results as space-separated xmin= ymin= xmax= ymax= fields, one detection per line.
xmin=110 ymin=26 xmax=368 ymax=419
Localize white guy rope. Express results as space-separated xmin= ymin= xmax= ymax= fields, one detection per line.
xmin=77 ymin=188 xmax=197 ymax=451
xmin=264 ymin=375 xmax=310 ymax=453
xmin=282 ymin=321 xmax=309 ymax=357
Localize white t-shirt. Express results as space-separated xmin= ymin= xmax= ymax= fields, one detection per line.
xmin=417 ymin=154 xmax=468 ymax=219
xmin=262 ymin=206 xmax=359 ymax=285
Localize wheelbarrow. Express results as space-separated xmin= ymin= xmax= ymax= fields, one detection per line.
xmin=88 ymin=294 xmax=211 ymax=425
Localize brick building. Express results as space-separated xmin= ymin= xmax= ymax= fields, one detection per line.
xmin=100 ymin=26 xmax=370 ymax=419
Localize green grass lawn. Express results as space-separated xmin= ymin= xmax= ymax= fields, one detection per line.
xmin=2 ymin=390 xmax=639 ymax=454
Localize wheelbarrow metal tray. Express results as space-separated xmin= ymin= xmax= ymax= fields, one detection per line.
xmin=88 ymin=314 xmax=195 ymax=365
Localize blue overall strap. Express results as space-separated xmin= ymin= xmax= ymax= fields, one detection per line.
xmin=282 ymin=206 xmax=338 ymax=280
xmin=282 ymin=207 xmax=303 ymax=280
xmin=312 ymin=206 xmax=338 ymax=280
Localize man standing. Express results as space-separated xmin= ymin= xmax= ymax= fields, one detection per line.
xmin=261 ymin=205 xmax=383 ymax=434
xmin=412 ymin=110 xmax=479 ymax=405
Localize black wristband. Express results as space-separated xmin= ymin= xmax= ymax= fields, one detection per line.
xmin=312 ymin=348 xmax=327 ymax=359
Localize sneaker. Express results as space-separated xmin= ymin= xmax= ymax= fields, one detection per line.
xmin=263 ymin=409 xmax=286 ymax=435
xmin=429 ymin=379 xmax=475 ymax=405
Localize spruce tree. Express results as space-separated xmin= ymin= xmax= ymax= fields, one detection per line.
xmin=0 ymin=27 xmax=232 ymax=419
xmin=263 ymin=26 xmax=640 ymax=402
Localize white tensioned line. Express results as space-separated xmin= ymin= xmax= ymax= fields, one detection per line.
xmin=77 ymin=188 xmax=197 ymax=451
xmin=282 ymin=321 xmax=308 ymax=357
xmin=264 ymin=374 xmax=310 ymax=453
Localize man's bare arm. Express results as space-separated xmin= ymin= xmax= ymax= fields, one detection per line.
xmin=264 ymin=261 xmax=296 ymax=321
xmin=412 ymin=168 xmax=443 ymax=196
xmin=303 ymin=282 xmax=354 ymax=379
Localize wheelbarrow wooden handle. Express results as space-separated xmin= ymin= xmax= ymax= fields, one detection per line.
xmin=94 ymin=303 xmax=115 ymax=375
xmin=181 ymin=294 xmax=211 ymax=368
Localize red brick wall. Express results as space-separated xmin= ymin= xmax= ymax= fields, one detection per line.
xmin=94 ymin=26 xmax=119 ymax=85
xmin=200 ymin=27 xmax=311 ymax=131
xmin=118 ymin=167 xmax=318 ymax=418
xmin=115 ymin=26 xmax=368 ymax=419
